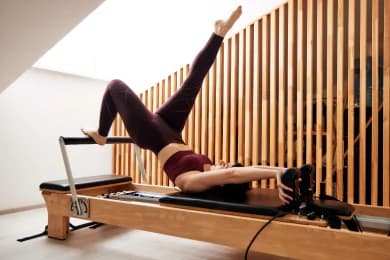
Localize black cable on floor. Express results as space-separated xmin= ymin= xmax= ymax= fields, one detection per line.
xmin=244 ymin=211 xmax=285 ymax=260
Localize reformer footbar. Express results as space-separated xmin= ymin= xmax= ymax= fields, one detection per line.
xmin=18 ymin=137 xmax=141 ymax=242
xmin=58 ymin=136 xmax=147 ymax=217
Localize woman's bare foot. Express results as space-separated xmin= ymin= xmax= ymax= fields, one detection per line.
xmin=214 ymin=5 xmax=242 ymax=37
xmin=81 ymin=128 xmax=107 ymax=145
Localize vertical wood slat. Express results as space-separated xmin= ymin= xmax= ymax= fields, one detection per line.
xmin=383 ymin=0 xmax=390 ymax=207
xmin=269 ymin=11 xmax=277 ymax=188
xmin=347 ymin=0 xmax=355 ymax=204
xmin=215 ymin=48 xmax=224 ymax=163
xmin=316 ymin=0 xmax=324 ymax=196
xmin=147 ymin=88 xmax=153 ymax=184
xmin=120 ymin=119 xmax=125 ymax=175
xmin=180 ymin=68 xmax=188 ymax=144
xmin=157 ymin=80 xmax=165 ymax=185
xmin=261 ymin=16 xmax=269 ymax=188
xmin=252 ymin=20 xmax=261 ymax=188
xmin=169 ymin=72 xmax=179 ymax=187
xmin=261 ymin=15 xmax=269 ymax=167
xmin=359 ymin=0 xmax=367 ymax=204
xmin=237 ymin=30 xmax=246 ymax=164
xmin=245 ymin=25 xmax=254 ymax=167
xmin=336 ymin=0 xmax=344 ymax=200
xmin=113 ymin=114 xmax=119 ymax=174
xmin=287 ymin=0 xmax=295 ymax=168
xmin=201 ymin=74 xmax=209 ymax=157
xmin=118 ymin=116 xmax=124 ymax=175
xmin=141 ymin=92 xmax=148 ymax=184
xmin=230 ymin=34 xmax=239 ymax=164
xmin=326 ymin=0 xmax=334 ymax=196
xmin=270 ymin=10 xmax=277 ymax=167
xmin=306 ymin=0 xmax=314 ymax=165
xmin=296 ymin=0 xmax=304 ymax=167
xmin=163 ymin=76 xmax=171 ymax=186
xmin=130 ymin=142 xmax=136 ymax=181
xmin=187 ymin=64 xmax=195 ymax=151
xmin=112 ymin=115 xmax=116 ymax=174
xmin=208 ymin=63 xmax=216 ymax=162
xmin=222 ymin=39 xmax=231 ymax=162
xmin=121 ymin=119 xmax=126 ymax=175
xmin=152 ymin=85 xmax=159 ymax=185
xmin=194 ymin=75 xmax=202 ymax=155
xmin=278 ymin=5 xmax=286 ymax=167
xmin=371 ymin=0 xmax=379 ymax=205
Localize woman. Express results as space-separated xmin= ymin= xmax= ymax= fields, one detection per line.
xmin=82 ymin=6 xmax=295 ymax=204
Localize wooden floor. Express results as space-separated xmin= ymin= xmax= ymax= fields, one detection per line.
xmin=0 ymin=207 xmax=293 ymax=260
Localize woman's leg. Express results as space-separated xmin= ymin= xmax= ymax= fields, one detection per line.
xmin=156 ymin=6 xmax=242 ymax=133
xmin=96 ymin=79 xmax=153 ymax=136
xmin=83 ymin=79 xmax=175 ymax=152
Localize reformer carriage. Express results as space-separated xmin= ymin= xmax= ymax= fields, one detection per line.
xmin=39 ymin=137 xmax=390 ymax=259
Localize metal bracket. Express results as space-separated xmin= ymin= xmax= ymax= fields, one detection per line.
xmin=70 ymin=197 xmax=90 ymax=218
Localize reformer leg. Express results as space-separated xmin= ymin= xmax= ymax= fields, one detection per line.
xmin=47 ymin=214 xmax=69 ymax=240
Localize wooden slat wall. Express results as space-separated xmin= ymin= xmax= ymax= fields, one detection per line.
xmin=384 ymin=0 xmax=390 ymax=207
xmin=113 ymin=0 xmax=390 ymax=206
xmin=347 ymin=0 xmax=355 ymax=204
xmin=316 ymin=0 xmax=325 ymax=199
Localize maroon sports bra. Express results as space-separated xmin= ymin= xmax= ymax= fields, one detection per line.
xmin=163 ymin=150 xmax=213 ymax=183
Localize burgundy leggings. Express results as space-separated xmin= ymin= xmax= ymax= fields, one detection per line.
xmin=97 ymin=33 xmax=223 ymax=154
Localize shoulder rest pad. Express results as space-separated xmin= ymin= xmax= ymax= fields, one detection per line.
xmin=310 ymin=199 xmax=355 ymax=216
xmin=40 ymin=175 xmax=132 ymax=191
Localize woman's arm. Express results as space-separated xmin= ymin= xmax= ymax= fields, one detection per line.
xmin=228 ymin=167 xmax=293 ymax=204
xmin=175 ymin=166 xmax=293 ymax=204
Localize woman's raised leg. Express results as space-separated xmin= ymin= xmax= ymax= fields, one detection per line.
xmin=156 ymin=6 xmax=242 ymax=133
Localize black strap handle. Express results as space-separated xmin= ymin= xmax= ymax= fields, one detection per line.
xmin=59 ymin=136 xmax=134 ymax=145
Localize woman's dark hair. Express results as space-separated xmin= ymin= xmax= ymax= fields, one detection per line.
xmin=232 ymin=163 xmax=244 ymax=167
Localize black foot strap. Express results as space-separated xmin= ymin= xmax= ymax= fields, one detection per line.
xmin=17 ymin=225 xmax=48 ymax=242
xmin=17 ymin=221 xmax=103 ymax=242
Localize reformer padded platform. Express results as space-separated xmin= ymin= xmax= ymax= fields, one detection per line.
xmin=40 ymin=175 xmax=132 ymax=192
xmin=109 ymin=188 xmax=285 ymax=217
xmin=110 ymin=188 xmax=354 ymax=218
xmin=160 ymin=189 xmax=285 ymax=216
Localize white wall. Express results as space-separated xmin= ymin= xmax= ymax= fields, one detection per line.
xmin=0 ymin=0 xmax=104 ymax=93
xmin=0 ymin=69 xmax=112 ymax=211
xmin=34 ymin=0 xmax=286 ymax=93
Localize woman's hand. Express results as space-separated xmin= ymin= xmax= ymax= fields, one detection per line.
xmin=210 ymin=160 xmax=231 ymax=170
xmin=276 ymin=172 xmax=294 ymax=204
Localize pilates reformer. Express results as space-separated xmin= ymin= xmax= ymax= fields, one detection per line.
xmin=39 ymin=136 xmax=390 ymax=259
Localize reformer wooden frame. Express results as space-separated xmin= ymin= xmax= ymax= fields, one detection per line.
xmin=41 ymin=182 xmax=390 ymax=260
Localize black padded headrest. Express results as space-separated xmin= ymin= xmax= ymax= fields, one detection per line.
xmin=310 ymin=199 xmax=355 ymax=216
xmin=40 ymin=175 xmax=132 ymax=191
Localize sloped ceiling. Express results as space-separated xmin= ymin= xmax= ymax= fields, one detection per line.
xmin=0 ymin=0 xmax=104 ymax=93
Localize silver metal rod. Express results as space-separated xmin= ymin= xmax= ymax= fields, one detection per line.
xmin=61 ymin=136 xmax=133 ymax=145
xmin=59 ymin=137 xmax=82 ymax=215
xmin=134 ymin=144 xmax=148 ymax=183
